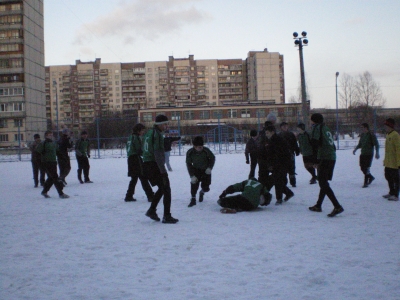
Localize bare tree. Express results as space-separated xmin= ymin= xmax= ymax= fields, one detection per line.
xmin=339 ymin=73 xmax=356 ymax=110
xmin=355 ymin=71 xmax=386 ymax=108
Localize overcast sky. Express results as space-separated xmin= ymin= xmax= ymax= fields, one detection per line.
xmin=44 ymin=0 xmax=400 ymax=109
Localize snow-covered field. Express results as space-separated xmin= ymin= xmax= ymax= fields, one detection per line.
xmin=1 ymin=150 xmax=399 ymax=300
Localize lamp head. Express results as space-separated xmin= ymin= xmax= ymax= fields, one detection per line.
xmin=301 ymin=31 xmax=307 ymax=37
xmin=293 ymin=32 xmax=298 ymax=38
xmin=294 ymin=40 xmax=300 ymax=45
xmin=336 ymin=72 xmax=339 ymax=77
xmin=303 ymin=39 xmax=308 ymax=45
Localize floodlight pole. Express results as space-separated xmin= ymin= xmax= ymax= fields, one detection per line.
xmin=293 ymin=31 xmax=309 ymax=129
xmin=335 ymin=72 xmax=340 ymax=150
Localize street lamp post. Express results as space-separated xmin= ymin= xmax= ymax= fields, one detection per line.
xmin=335 ymin=72 xmax=339 ymax=150
xmin=293 ymin=31 xmax=308 ymax=128
xmin=53 ymin=80 xmax=59 ymax=138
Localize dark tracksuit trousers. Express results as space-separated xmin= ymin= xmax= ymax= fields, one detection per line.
xmin=42 ymin=161 xmax=64 ymax=195
xmin=316 ymin=160 xmax=341 ymax=208
xmin=77 ymin=156 xmax=90 ymax=182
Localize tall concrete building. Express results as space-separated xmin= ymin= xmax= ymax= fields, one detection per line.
xmin=0 ymin=0 xmax=45 ymax=147
xmin=45 ymin=50 xmax=284 ymax=131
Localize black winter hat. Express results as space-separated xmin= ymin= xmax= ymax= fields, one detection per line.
xmin=192 ymin=136 xmax=204 ymax=146
xmin=34 ymin=134 xmax=40 ymax=139
xmin=155 ymin=114 xmax=169 ymax=125
xmin=250 ymin=129 xmax=258 ymax=137
xmin=81 ymin=130 xmax=88 ymax=135
xmin=280 ymin=121 xmax=288 ymax=127
xmin=384 ymin=118 xmax=395 ymax=128
xmin=297 ymin=123 xmax=305 ymax=131
xmin=311 ymin=113 xmax=324 ymax=124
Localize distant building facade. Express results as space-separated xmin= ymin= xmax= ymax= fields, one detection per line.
xmin=45 ymin=49 xmax=285 ymax=132
xmin=0 ymin=0 xmax=46 ymax=147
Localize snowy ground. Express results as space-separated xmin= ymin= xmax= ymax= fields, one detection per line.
xmin=1 ymin=150 xmax=399 ymax=300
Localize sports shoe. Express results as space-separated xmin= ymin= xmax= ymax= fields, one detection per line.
xmin=59 ymin=178 xmax=67 ymax=186
xmin=368 ymin=176 xmax=375 ymax=185
xmin=59 ymin=193 xmax=70 ymax=199
xmin=145 ymin=209 xmax=160 ymax=221
xmin=260 ymin=193 xmax=272 ymax=206
xmin=57 ymin=179 xmax=65 ymax=187
xmin=309 ymin=177 xmax=317 ymax=184
xmin=275 ymin=199 xmax=283 ymax=205
xmin=309 ymin=205 xmax=322 ymax=212
xmin=388 ymin=195 xmax=399 ymax=201
xmin=162 ymin=215 xmax=179 ymax=224
xmin=124 ymin=196 xmax=136 ymax=202
xmin=382 ymin=194 xmax=391 ymax=199
xmin=199 ymin=191 xmax=204 ymax=202
xmin=79 ymin=180 xmax=84 ymax=184
xmin=85 ymin=180 xmax=93 ymax=183
xmin=168 ymin=168 xmax=173 ymax=171
xmin=34 ymin=184 xmax=38 ymax=188
xmin=284 ymin=191 xmax=294 ymax=202
xmin=327 ymin=206 xmax=344 ymax=217
xmin=41 ymin=192 xmax=50 ymax=198
xmin=362 ymin=184 xmax=369 ymax=188
xmin=188 ymin=197 xmax=196 ymax=207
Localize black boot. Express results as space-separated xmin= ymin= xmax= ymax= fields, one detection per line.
xmin=289 ymin=175 xmax=296 ymax=187
xmin=362 ymin=175 xmax=368 ymax=188
xmin=188 ymin=197 xmax=196 ymax=207
xmin=145 ymin=208 xmax=160 ymax=221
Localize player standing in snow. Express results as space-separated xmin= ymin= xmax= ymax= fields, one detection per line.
xmin=75 ymin=130 xmax=92 ymax=184
xmin=382 ymin=118 xmax=400 ymax=201
xmin=186 ymin=136 xmax=215 ymax=207
xmin=142 ymin=114 xmax=179 ymax=224
xmin=36 ymin=131 xmax=69 ymax=199
xmin=353 ymin=123 xmax=380 ymax=188
xmin=308 ymin=113 xmax=344 ymax=217
xmin=245 ymin=129 xmax=259 ymax=179
xmin=125 ymin=123 xmax=154 ymax=202
xmin=296 ymin=123 xmax=318 ymax=184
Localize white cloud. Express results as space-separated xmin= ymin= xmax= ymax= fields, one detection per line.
xmin=73 ymin=0 xmax=211 ymax=45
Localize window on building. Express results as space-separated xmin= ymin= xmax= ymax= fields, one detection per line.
xmin=14 ymin=119 xmax=23 ymax=127
xmin=213 ymin=110 xmax=222 ymax=119
xmin=241 ymin=109 xmax=250 ymax=118
xmin=0 ymin=134 xmax=8 ymax=141
xmin=256 ymin=109 xmax=265 ymax=118
xmin=143 ymin=113 xmax=153 ymax=122
xmin=184 ymin=111 xmax=194 ymax=120
xmin=13 ymin=102 xmax=23 ymax=111
xmin=0 ymin=103 xmax=7 ymax=111
xmin=199 ymin=111 xmax=210 ymax=119
xmin=284 ymin=107 xmax=293 ymax=117
xmin=227 ymin=109 xmax=237 ymax=118
xmin=0 ymin=119 xmax=7 ymax=128
xmin=171 ymin=111 xmax=181 ymax=121
xmin=14 ymin=133 xmax=23 ymax=141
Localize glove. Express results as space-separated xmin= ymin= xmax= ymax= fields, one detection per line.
xmin=246 ymin=160 xmax=249 ymax=164
xmin=375 ymin=153 xmax=380 ymax=159
xmin=353 ymin=149 xmax=357 ymax=155
xmin=205 ymin=168 xmax=212 ymax=175
xmin=190 ymin=176 xmax=198 ymax=184
xmin=219 ymin=190 xmax=227 ymax=199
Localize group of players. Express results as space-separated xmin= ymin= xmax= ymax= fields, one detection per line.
xmin=29 ymin=113 xmax=400 ymax=223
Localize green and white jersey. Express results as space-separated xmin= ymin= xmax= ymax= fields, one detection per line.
xmin=142 ymin=126 xmax=164 ymax=163
xmin=355 ymin=132 xmax=379 ymax=156
xmin=298 ymin=131 xmax=314 ymax=157
xmin=126 ymin=134 xmax=142 ymax=157
xmin=230 ymin=179 xmax=269 ymax=208
xmin=311 ymin=124 xmax=336 ymax=160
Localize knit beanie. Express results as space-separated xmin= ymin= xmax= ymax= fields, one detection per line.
xmin=192 ymin=136 xmax=204 ymax=146
xmin=384 ymin=118 xmax=395 ymax=129
xmin=34 ymin=134 xmax=40 ymax=139
xmin=311 ymin=113 xmax=324 ymax=124
xmin=297 ymin=123 xmax=305 ymax=131
xmin=155 ymin=114 xmax=169 ymax=125
xmin=250 ymin=129 xmax=258 ymax=137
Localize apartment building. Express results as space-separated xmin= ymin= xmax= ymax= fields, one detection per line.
xmin=0 ymin=0 xmax=45 ymax=148
xmin=45 ymin=49 xmax=284 ymax=132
